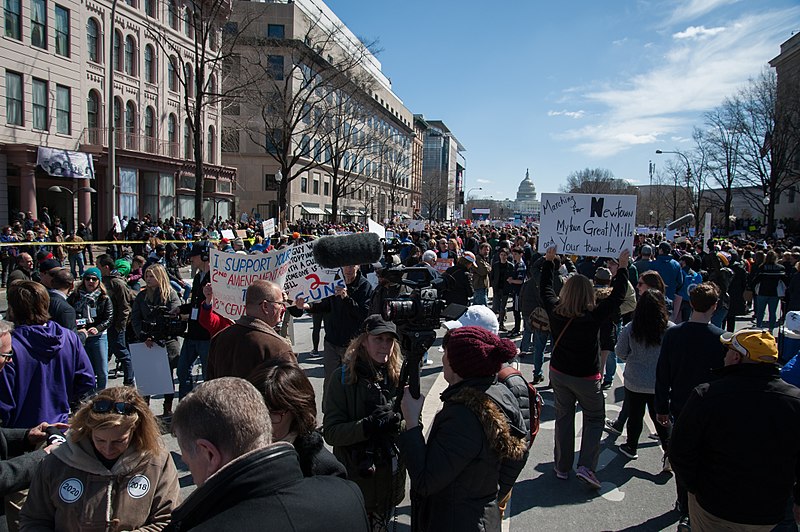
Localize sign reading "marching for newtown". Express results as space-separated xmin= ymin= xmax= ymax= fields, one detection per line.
xmin=210 ymin=247 xmax=293 ymax=320
xmin=537 ymin=193 xmax=637 ymax=256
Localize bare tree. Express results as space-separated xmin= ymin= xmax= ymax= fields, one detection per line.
xmin=374 ymin=129 xmax=412 ymax=221
xmin=233 ymin=12 xmax=379 ymax=229
xmin=730 ymin=69 xmax=800 ymax=235
xmin=561 ymin=168 xmax=637 ymax=195
xmin=703 ymin=101 xmax=745 ymax=233
xmin=144 ymin=0 xmax=241 ymax=218
xmin=421 ymin=170 xmax=449 ymax=221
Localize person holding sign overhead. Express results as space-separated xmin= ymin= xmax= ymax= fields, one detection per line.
xmin=540 ymin=245 xmax=629 ymax=490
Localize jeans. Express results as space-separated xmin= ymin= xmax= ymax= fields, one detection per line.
xmin=473 ymin=288 xmax=488 ymax=306
xmin=755 ymin=295 xmax=780 ymax=330
xmin=711 ymin=305 xmax=728 ymax=329
xmin=550 ymin=370 xmax=605 ymax=472
xmin=532 ymin=330 xmax=549 ymax=378
xmin=492 ymin=290 xmax=509 ymax=328
xmin=170 ymin=281 xmax=191 ymax=302
xmin=177 ymin=338 xmax=210 ymax=398
xmin=311 ymin=312 xmax=323 ymax=352
xmin=604 ymin=351 xmax=617 ymax=384
xmin=519 ymin=316 xmax=533 ymax=352
xmin=623 ymin=387 xmax=670 ymax=451
xmin=85 ymin=333 xmax=108 ymax=391
xmin=107 ymin=326 xmax=134 ymax=385
xmin=69 ymin=253 xmax=85 ymax=278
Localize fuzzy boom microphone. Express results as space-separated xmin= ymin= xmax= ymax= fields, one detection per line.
xmin=666 ymin=213 xmax=695 ymax=231
xmin=312 ymin=232 xmax=384 ymax=269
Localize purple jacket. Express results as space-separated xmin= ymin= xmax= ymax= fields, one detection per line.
xmin=0 ymin=322 xmax=95 ymax=427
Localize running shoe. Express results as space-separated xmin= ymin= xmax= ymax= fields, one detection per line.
xmin=554 ymin=468 xmax=569 ymax=480
xmin=677 ymin=515 xmax=691 ymax=531
xmin=575 ymin=466 xmax=601 ymax=489
xmin=618 ymin=443 xmax=638 ymax=459
xmin=604 ymin=418 xmax=623 ymax=435
xmin=662 ymin=452 xmax=672 ymax=473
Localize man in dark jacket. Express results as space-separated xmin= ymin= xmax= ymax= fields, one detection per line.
xmin=292 ymin=264 xmax=373 ymax=388
xmin=671 ymin=329 xmax=800 ymax=530
xmin=7 ymin=253 xmax=33 ymax=287
xmin=45 ymin=267 xmax=86 ymax=340
xmin=442 ymin=254 xmax=475 ymax=307
xmin=168 ymin=377 xmax=368 ymax=532
xmin=97 ymin=254 xmax=136 ymax=385
xmin=177 ymin=242 xmax=212 ymax=399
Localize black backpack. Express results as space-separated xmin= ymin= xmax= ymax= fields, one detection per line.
xmin=498 ymin=366 xmax=543 ymax=449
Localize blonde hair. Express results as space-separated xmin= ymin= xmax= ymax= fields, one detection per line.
xmin=343 ymin=332 xmax=402 ymax=386
xmin=144 ymin=264 xmax=172 ymax=305
xmin=554 ymin=274 xmax=596 ymax=318
xmin=71 ymin=386 xmax=162 ymax=458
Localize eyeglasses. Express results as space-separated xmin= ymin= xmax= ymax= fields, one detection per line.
xmin=84 ymin=277 xmax=99 ymax=282
xmin=262 ymin=299 xmax=290 ymax=308
xmin=269 ymin=410 xmax=286 ymax=424
xmin=0 ymin=349 xmax=13 ymax=362
xmin=91 ymin=400 xmax=134 ymax=415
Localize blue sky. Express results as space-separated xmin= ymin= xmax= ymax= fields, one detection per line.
xmin=325 ymin=0 xmax=800 ymax=201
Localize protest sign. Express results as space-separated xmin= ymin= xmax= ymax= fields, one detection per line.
xmin=434 ymin=258 xmax=453 ymax=273
xmin=262 ymin=218 xmax=275 ymax=237
xmin=240 ymin=212 xmax=249 ymax=224
xmin=129 ymin=343 xmax=175 ymax=396
xmin=368 ymin=218 xmax=386 ymax=239
xmin=283 ymin=242 xmax=344 ymax=303
xmin=221 ymin=229 xmax=235 ymax=240
xmin=235 ymin=229 xmax=248 ymax=239
xmin=210 ymin=247 xmax=294 ymax=320
xmin=538 ymin=193 xmax=637 ymax=256
xmin=408 ymin=219 xmax=425 ymax=233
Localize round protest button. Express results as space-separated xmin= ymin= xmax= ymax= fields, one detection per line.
xmin=59 ymin=478 xmax=84 ymax=503
xmin=127 ymin=475 xmax=151 ymax=499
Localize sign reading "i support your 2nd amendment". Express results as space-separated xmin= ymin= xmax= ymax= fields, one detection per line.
xmin=537 ymin=193 xmax=637 ymax=256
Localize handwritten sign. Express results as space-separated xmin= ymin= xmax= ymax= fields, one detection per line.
xmin=221 ymin=229 xmax=235 ymax=240
xmin=283 ymin=243 xmax=344 ymax=303
xmin=210 ymin=247 xmax=293 ymax=320
xmin=262 ymin=218 xmax=275 ymax=237
xmin=434 ymin=258 xmax=453 ymax=273
xmin=538 ymin=193 xmax=637 ymax=256
xmin=408 ymin=219 xmax=425 ymax=233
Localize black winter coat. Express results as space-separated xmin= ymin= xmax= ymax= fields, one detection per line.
xmin=47 ymin=291 xmax=78 ymax=332
xmin=727 ymin=262 xmax=749 ymax=316
xmin=67 ymin=289 xmax=113 ymax=334
xmin=490 ymin=261 xmax=513 ymax=294
xmin=443 ymin=263 xmax=474 ymax=306
xmin=671 ymin=364 xmax=800 ymax=526
xmin=165 ymin=443 xmax=369 ymax=532
xmin=0 ymin=427 xmax=46 ymax=496
xmin=292 ymin=430 xmax=347 ymax=478
xmin=397 ymin=378 xmax=528 ymax=532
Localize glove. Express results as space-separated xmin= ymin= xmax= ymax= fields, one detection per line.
xmin=362 ymin=404 xmax=396 ymax=437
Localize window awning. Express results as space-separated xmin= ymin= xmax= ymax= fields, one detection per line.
xmin=324 ymin=208 xmax=332 ymax=215
xmin=301 ymin=205 xmax=326 ymax=215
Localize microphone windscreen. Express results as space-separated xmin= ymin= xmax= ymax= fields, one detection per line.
xmin=312 ymin=232 xmax=383 ymax=269
xmin=666 ymin=213 xmax=695 ymax=231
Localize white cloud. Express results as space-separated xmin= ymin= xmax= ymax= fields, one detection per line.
xmin=476 ymin=179 xmax=492 ymax=184
xmin=668 ymin=0 xmax=742 ymax=24
xmin=670 ymin=136 xmax=691 ymax=143
xmin=673 ymin=25 xmax=726 ymax=40
xmin=613 ymin=37 xmax=629 ymax=46
xmin=557 ymin=7 xmax=799 ymax=158
xmin=548 ymin=109 xmax=586 ymax=119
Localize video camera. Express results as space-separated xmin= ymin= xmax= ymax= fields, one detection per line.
xmin=140 ymin=305 xmax=186 ymax=342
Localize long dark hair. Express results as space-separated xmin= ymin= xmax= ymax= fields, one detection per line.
xmin=248 ymin=359 xmax=317 ymax=436
xmin=631 ymin=289 xmax=669 ymax=346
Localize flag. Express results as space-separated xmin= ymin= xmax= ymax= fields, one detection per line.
xmin=760 ymin=130 xmax=772 ymax=158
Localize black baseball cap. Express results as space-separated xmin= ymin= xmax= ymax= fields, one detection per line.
xmin=39 ymin=259 xmax=62 ymax=273
xmin=189 ymin=241 xmax=210 ymax=258
xmin=363 ymin=314 xmax=398 ymax=339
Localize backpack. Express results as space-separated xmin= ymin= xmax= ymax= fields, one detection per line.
xmin=498 ymin=366 xmax=543 ymax=449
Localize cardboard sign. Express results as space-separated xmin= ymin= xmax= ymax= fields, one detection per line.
xmin=434 ymin=258 xmax=453 ymax=273
xmin=235 ymin=229 xmax=248 ymax=239
xmin=538 ymin=193 xmax=637 ymax=257
xmin=129 ymin=343 xmax=175 ymax=396
xmin=221 ymin=229 xmax=235 ymax=240
xmin=210 ymin=247 xmax=294 ymax=320
xmin=283 ymin=242 xmax=344 ymax=303
xmin=367 ymin=218 xmax=386 ymax=239
xmin=262 ymin=218 xmax=275 ymax=237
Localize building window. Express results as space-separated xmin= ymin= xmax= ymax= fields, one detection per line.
xmin=268 ymin=55 xmax=284 ymax=80
xmin=124 ymin=35 xmax=136 ymax=76
xmin=87 ymin=90 xmax=100 ymax=140
xmin=301 ymin=176 xmax=307 ymax=193
xmin=168 ymin=56 xmax=178 ymax=91
xmin=56 ymin=84 xmax=71 ymax=134
xmin=168 ymin=113 xmax=177 ymax=157
xmin=113 ymin=97 xmax=121 ymax=132
xmin=31 ymin=0 xmax=46 ymax=48
xmin=145 ymin=0 xmax=155 ymax=18
xmin=323 ymin=180 xmax=329 ymax=196
xmin=144 ymin=106 xmax=155 ymax=152
xmin=119 ymin=167 xmax=138 ymax=219
xmin=168 ymin=0 xmax=178 ymax=29
xmin=32 ymin=78 xmax=47 ymax=130
xmin=5 ymin=71 xmax=22 ymax=125
xmin=267 ymin=24 xmax=284 ymax=38
xmin=312 ymin=178 xmax=319 ymax=195
xmin=207 ymin=126 xmax=215 ymax=163
xmin=184 ymin=63 xmax=193 ymax=97
xmin=4 ymin=0 xmax=20 ymax=40
xmin=208 ymin=74 xmax=216 ymax=96
xmin=183 ymin=6 xmax=191 ymax=36
xmin=265 ymin=129 xmax=281 ymax=155
xmin=113 ymin=30 xmax=122 ymax=72
xmin=124 ymin=100 xmax=135 ymax=148
xmin=87 ymin=18 xmax=100 ymax=63
xmin=184 ymin=119 xmax=192 ymax=159
xmin=790 ymin=186 xmax=796 ymax=204
xmin=54 ymin=5 xmax=70 ymax=57
xmin=144 ymin=44 xmax=155 ymax=83
xmin=221 ymin=128 xmax=238 ymax=152
xmin=264 ymin=174 xmax=277 ymax=191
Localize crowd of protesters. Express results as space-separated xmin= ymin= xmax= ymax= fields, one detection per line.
xmin=0 ymin=203 xmax=798 ymax=531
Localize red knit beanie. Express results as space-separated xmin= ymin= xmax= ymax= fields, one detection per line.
xmin=446 ymin=326 xmax=517 ymax=378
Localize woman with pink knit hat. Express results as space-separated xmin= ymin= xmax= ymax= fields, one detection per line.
xmin=398 ymin=326 xmax=528 ymax=532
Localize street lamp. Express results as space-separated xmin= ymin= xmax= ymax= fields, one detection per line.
xmin=48 ymin=186 xmax=98 ymax=195
xmin=656 ymin=149 xmax=691 ymax=220
xmin=466 ymin=187 xmax=482 ymax=201
xmin=107 ymin=0 xmax=119 ymax=226
xmin=275 ymin=169 xmax=283 ymax=231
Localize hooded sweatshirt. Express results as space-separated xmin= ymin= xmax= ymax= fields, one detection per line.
xmin=20 ymin=436 xmax=179 ymax=531
xmin=0 ymin=322 xmax=95 ymax=427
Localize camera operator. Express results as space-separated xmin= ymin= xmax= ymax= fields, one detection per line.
xmin=131 ymin=264 xmax=182 ymax=418
xmin=323 ymin=315 xmax=406 ymax=531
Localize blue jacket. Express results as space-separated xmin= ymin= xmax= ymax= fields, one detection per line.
xmin=651 ymin=255 xmax=683 ymax=300
xmin=0 ymin=322 xmax=95 ymax=427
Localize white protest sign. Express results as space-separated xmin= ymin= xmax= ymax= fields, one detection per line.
xmin=665 ymin=228 xmax=677 ymax=242
xmin=113 ymin=216 xmax=122 ymax=234
xmin=538 ymin=193 xmax=637 ymax=256
xmin=434 ymin=258 xmax=453 ymax=273
xmin=283 ymin=242 xmax=344 ymax=303
xmin=240 ymin=212 xmax=249 ymax=223
xmin=129 ymin=343 xmax=175 ymax=396
xmin=210 ymin=247 xmax=294 ymax=320
xmin=368 ymin=218 xmax=386 ymax=239
xmin=408 ymin=219 xmax=425 ymax=233
xmin=262 ymin=218 xmax=275 ymax=237
xmin=221 ymin=229 xmax=235 ymax=240
xmin=703 ymin=212 xmax=711 ymax=243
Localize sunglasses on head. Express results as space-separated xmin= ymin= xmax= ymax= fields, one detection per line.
xmin=91 ymin=400 xmax=134 ymax=415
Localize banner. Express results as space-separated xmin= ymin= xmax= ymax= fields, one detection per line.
xmin=538 ymin=193 xmax=637 ymax=256
xmin=210 ymin=247 xmax=293 ymax=320
xmin=283 ymin=242 xmax=344 ymax=303
xmin=36 ymin=147 xmax=95 ymax=179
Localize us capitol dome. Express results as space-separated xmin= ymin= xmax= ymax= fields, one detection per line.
xmin=514 ymin=169 xmax=540 ymax=217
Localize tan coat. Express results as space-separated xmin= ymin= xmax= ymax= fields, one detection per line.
xmin=206 ymin=315 xmax=296 ymax=380
xmin=20 ymin=436 xmax=179 ymax=532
